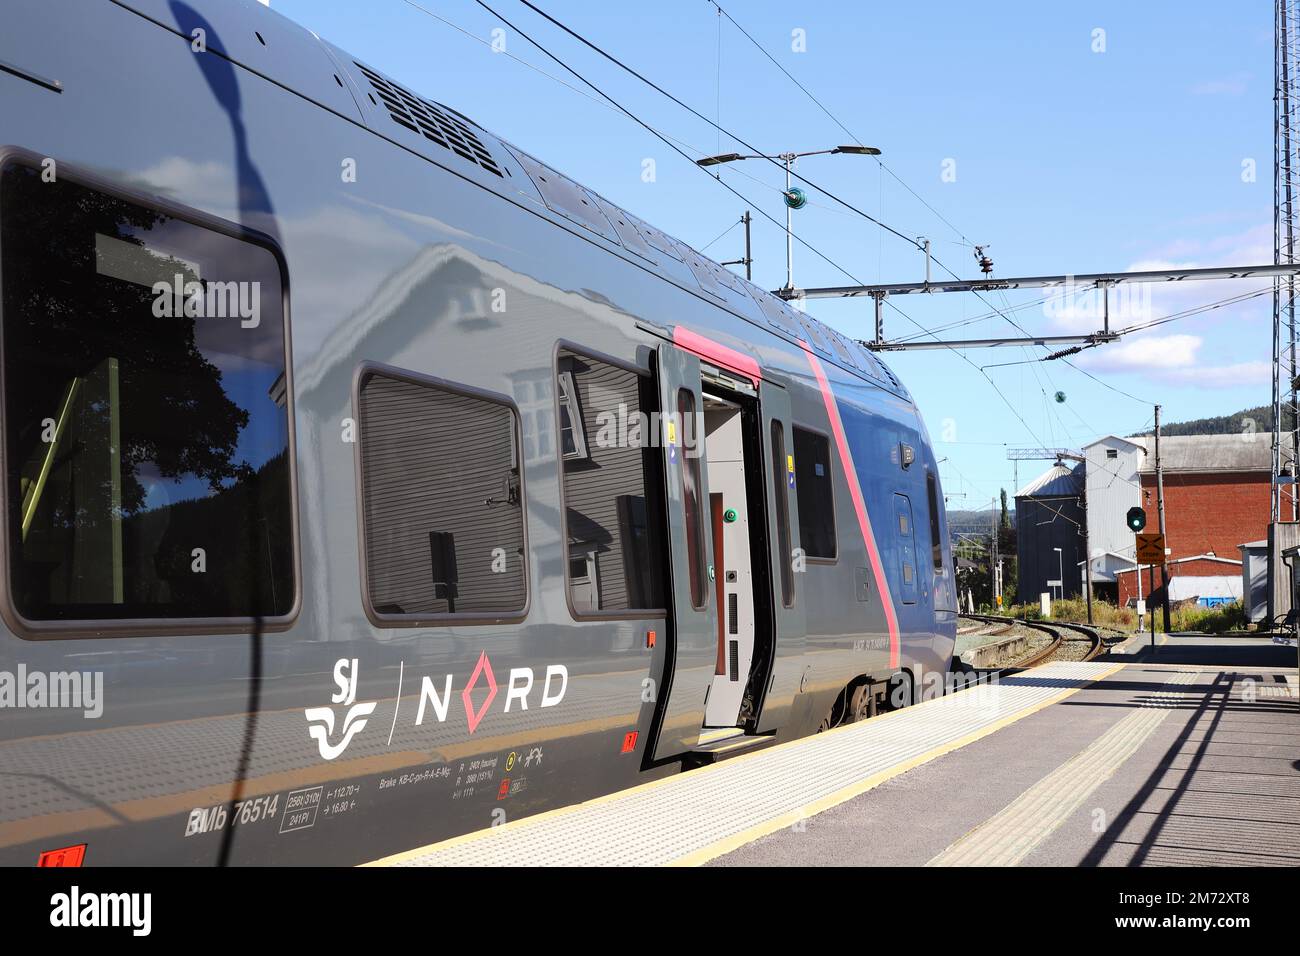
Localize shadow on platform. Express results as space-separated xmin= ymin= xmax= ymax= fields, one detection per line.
xmin=1105 ymin=632 xmax=1298 ymax=667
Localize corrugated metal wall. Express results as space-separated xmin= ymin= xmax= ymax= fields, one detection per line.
xmin=1016 ymin=495 xmax=1085 ymax=601
xmin=359 ymin=373 xmax=526 ymax=615
xmin=1084 ymin=439 xmax=1142 ymax=560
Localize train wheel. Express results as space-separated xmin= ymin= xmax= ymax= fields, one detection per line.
xmin=847 ymin=684 xmax=872 ymax=723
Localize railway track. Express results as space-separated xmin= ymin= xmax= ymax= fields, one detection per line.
xmin=957 ymin=614 xmax=1105 ymax=670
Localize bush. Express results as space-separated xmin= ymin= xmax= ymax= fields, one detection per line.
xmin=1167 ymin=601 xmax=1247 ymax=634
xmin=1000 ymin=597 xmax=1138 ymax=630
xmin=992 ymin=597 xmax=1247 ymax=634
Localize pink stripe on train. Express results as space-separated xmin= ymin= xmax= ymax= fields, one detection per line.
xmin=800 ymin=343 xmax=900 ymax=669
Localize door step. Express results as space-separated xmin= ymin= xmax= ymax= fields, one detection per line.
xmin=686 ymin=729 xmax=778 ymax=766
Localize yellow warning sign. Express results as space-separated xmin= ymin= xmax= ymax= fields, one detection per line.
xmin=1135 ymin=532 xmax=1165 ymax=564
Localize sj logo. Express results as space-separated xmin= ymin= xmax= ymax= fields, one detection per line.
xmin=305 ymin=658 xmax=377 ymax=760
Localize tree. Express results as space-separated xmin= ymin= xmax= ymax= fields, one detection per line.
xmin=3 ymin=165 xmax=252 ymax=517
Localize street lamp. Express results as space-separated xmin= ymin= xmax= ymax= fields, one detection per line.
xmin=695 ymin=145 xmax=881 ymax=293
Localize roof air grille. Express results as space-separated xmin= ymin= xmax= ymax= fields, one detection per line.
xmin=876 ymin=357 xmax=902 ymax=388
xmin=354 ymin=62 xmax=505 ymax=178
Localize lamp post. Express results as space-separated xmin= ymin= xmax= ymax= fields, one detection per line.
xmin=696 ymin=145 xmax=881 ymax=293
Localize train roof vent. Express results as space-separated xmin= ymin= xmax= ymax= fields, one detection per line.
xmin=797 ymin=314 xmax=834 ymax=358
xmin=622 ymin=212 xmax=683 ymax=262
xmin=750 ymin=289 xmax=805 ymax=340
xmin=849 ymin=341 xmax=888 ymax=383
xmin=591 ymin=197 xmax=658 ymax=263
xmin=674 ymin=242 xmax=731 ymax=301
xmin=507 ymin=149 xmax=620 ymax=243
xmin=875 ymin=355 xmax=903 ymax=389
xmin=825 ymin=328 xmax=855 ymax=365
xmin=353 ymin=62 xmax=505 ymax=178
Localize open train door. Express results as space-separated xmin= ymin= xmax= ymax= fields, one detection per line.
xmin=753 ymin=378 xmax=807 ymax=734
xmin=649 ymin=343 xmax=719 ymax=760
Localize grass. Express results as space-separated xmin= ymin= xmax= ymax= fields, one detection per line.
xmin=988 ymin=598 xmax=1248 ymax=634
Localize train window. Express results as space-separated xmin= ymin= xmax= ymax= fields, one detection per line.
xmin=677 ymin=388 xmax=707 ymax=609
xmin=926 ymin=472 xmax=944 ymax=571
xmin=792 ymin=426 xmax=836 ymax=560
xmin=556 ymin=349 xmax=666 ymax=614
xmin=358 ymin=368 xmax=526 ymax=619
xmin=770 ymin=421 xmax=794 ymax=607
xmin=0 ymin=161 xmax=295 ymax=626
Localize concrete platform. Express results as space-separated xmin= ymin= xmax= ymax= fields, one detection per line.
xmin=367 ymin=634 xmax=1298 ymax=867
xmin=715 ymin=634 xmax=1299 ymax=867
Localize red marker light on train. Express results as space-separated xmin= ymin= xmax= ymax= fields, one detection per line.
xmin=620 ymin=731 xmax=638 ymax=754
xmin=37 ymin=844 xmax=86 ymax=867
xmin=646 ymin=629 xmax=656 ymax=648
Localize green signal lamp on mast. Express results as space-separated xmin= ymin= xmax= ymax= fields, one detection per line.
xmin=1126 ymin=506 xmax=1147 ymax=532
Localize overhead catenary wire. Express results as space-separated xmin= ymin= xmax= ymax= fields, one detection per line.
xmin=698 ymin=217 xmax=741 ymax=253
xmin=504 ymin=0 xmax=925 ymax=249
xmin=703 ymin=0 xmax=975 ymax=247
xmin=392 ymin=0 xmax=829 ymax=218
xmin=493 ymin=0 xmax=1063 ymax=455
xmin=393 ymin=0 xmax=916 ymax=284
xmin=501 ymin=0 xmax=1089 ymax=373
xmin=419 ymin=0 xmax=878 ymax=293
xmin=400 ymin=0 xmax=1147 ymax=455
xmin=492 ymin=0 xmax=1138 ymax=415
xmin=977 ymin=289 xmax=1274 ymax=368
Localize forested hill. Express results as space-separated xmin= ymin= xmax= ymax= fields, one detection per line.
xmin=1129 ymin=403 xmax=1283 ymax=437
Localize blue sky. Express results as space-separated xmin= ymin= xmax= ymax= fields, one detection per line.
xmin=272 ymin=0 xmax=1274 ymax=508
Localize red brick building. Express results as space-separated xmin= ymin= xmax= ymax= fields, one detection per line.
xmin=1115 ymin=434 xmax=1270 ymax=607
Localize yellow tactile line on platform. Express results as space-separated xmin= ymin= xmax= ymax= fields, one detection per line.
xmin=926 ymin=670 xmax=1202 ymax=867
xmin=366 ymin=660 xmax=1127 ymax=867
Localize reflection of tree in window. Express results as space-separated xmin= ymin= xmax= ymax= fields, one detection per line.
xmin=1 ymin=164 xmax=293 ymax=620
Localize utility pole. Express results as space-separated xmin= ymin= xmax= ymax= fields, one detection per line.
xmin=1082 ymin=485 xmax=1094 ymax=624
xmin=695 ymin=145 xmax=879 ymax=294
xmin=1135 ymin=547 xmax=1145 ymax=634
xmin=742 ymin=210 xmax=751 ymax=281
xmin=783 ymin=153 xmax=794 ymax=292
xmin=720 ymin=210 xmax=753 ymax=280
xmin=1155 ymin=404 xmax=1171 ymax=633
xmin=990 ymin=497 xmax=999 ymax=610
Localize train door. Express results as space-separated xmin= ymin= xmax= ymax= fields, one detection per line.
xmin=648 ymin=344 xmax=719 ymax=760
xmin=753 ymin=380 xmax=806 ymax=734
xmin=700 ymin=389 xmax=758 ymax=728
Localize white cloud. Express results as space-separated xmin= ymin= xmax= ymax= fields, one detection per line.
xmin=1162 ymin=360 xmax=1272 ymax=388
xmin=1078 ymin=332 xmax=1270 ymax=389
xmin=1045 ymin=224 xmax=1274 ymax=334
xmin=1082 ymin=333 xmax=1202 ymax=371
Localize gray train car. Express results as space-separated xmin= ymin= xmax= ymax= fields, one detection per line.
xmin=0 ymin=0 xmax=957 ymax=865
